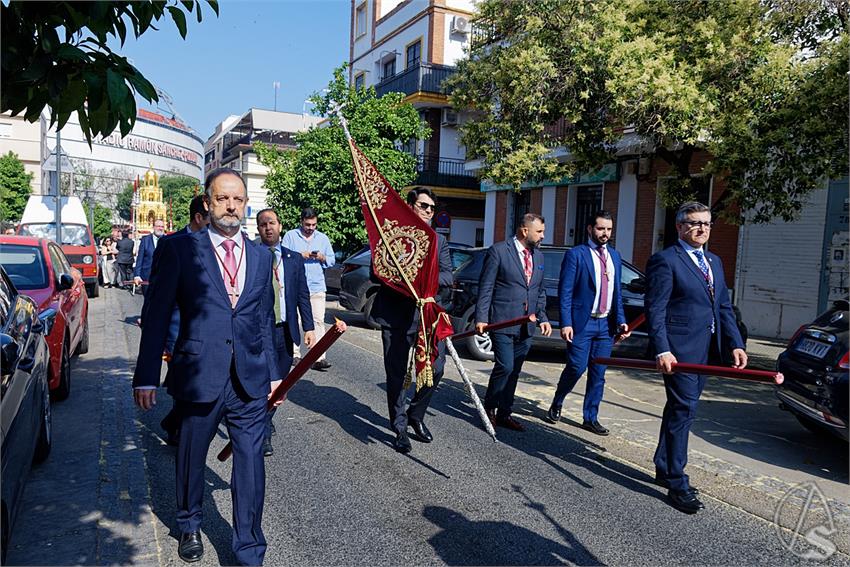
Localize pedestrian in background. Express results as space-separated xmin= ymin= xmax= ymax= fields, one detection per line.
xmin=646 ymin=200 xmax=747 ymax=515
xmin=282 ymin=207 xmax=335 ymax=371
xmin=547 ymin=210 xmax=630 ymax=435
xmin=115 ymin=230 xmax=135 ymax=288
xmin=99 ymin=237 xmax=118 ymax=288
xmin=134 ymin=218 xmax=166 ymax=293
xmin=371 ymin=187 xmax=453 ymax=454
xmin=476 ymin=213 xmax=552 ymax=432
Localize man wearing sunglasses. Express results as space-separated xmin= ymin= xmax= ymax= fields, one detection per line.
xmin=371 ymin=187 xmax=453 ymax=453
xmin=645 ymin=201 xmax=747 ymax=515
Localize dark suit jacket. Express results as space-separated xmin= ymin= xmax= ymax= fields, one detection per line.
xmin=371 ymin=234 xmax=453 ymax=332
xmin=558 ymin=244 xmax=626 ymax=336
xmin=133 ymin=234 xmax=157 ymax=281
xmin=475 ymin=238 xmax=548 ymax=336
xmin=115 ymin=237 xmax=134 ymax=264
xmin=645 ymin=244 xmax=744 ymax=364
xmin=132 ymin=227 xmax=280 ymax=402
xmin=271 ymin=244 xmax=315 ymax=345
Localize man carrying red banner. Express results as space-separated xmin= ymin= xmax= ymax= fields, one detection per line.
xmin=371 ymin=187 xmax=454 ymax=453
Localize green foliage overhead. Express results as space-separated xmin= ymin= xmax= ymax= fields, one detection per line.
xmin=257 ymin=64 xmax=430 ymax=253
xmin=1 ymin=1 xmax=219 ymax=144
xmin=83 ymin=201 xmax=114 ymax=239
xmin=448 ymin=0 xmax=848 ymax=223
xmin=0 ymin=151 xmax=33 ymax=223
xmin=115 ymin=173 xmax=200 ymax=228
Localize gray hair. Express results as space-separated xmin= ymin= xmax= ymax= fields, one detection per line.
xmin=204 ymin=167 xmax=246 ymax=199
xmin=675 ymin=201 xmax=711 ymax=224
xmin=519 ymin=213 xmax=545 ymax=227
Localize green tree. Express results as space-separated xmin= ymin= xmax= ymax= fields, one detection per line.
xmin=1 ymin=1 xmax=218 ymax=143
xmin=257 ymin=64 xmax=430 ymax=252
xmin=116 ymin=181 xmax=135 ymax=222
xmin=449 ymin=0 xmax=848 ymax=223
xmin=0 ymin=151 xmax=33 ymax=223
xmin=83 ymin=201 xmax=114 ymax=239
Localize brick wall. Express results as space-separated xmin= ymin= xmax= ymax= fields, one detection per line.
xmin=603 ymin=181 xmax=620 ymax=247
xmin=493 ymin=191 xmax=507 ymax=243
xmin=530 ymin=188 xmax=543 ymax=216
xmin=554 ymin=186 xmax=567 ymax=245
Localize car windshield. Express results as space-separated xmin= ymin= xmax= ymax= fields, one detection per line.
xmin=449 ymin=248 xmax=474 ymax=271
xmin=0 ymin=244 xmax=48 ymax=290
xmin=20 ymin=223 xmax=91 ymax=246
xmin=454 ymin=249 xmax=487 ymax=277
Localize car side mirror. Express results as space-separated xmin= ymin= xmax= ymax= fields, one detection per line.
xmin=628 ymin=277 xmax=646 ymax=293
xmin=58 ymin=273 xmax=74 ymax=291
xmin=1 ymin=334 xmax=19 ymax=370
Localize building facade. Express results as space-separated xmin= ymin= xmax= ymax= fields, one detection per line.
xmin=0 ymin=112 xmax=43 ymax=194
xmin=350 ymin=0 xmax=484 ymax=245
xmin=203 ymin=109 xmax=323 ymax=238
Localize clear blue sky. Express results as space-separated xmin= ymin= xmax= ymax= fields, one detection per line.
xmin=112 ymin=0 xmax=351 ymax=141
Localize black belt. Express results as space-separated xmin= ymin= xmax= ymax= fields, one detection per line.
xmin=275 ymin=321 xmax=286 ymax=328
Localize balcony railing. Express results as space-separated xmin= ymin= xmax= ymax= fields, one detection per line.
xmin=414 ymin=155 xmax=478 ymax=189
xmin=375 ymin=63 xmax=456 ymax=98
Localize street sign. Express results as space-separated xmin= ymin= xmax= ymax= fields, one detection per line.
xmin=42 ymin=151 xmax=73 ymax=172
xmin=435 ymin=211 xmax=451 ymax=228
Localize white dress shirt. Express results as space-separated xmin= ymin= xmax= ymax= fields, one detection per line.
xmin=513 ymin=236 xmax=532 ymax=274
xmin=270 ymin=243 xmax=287 ymax=323
xmin=208 ymin=226 xmax=247 ymax=303
xmin=588 ymin=242 xmax=615 ymax=317
xmin=678 ymin=239 xmax=714 ymax=285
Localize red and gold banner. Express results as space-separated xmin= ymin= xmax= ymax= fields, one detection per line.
xmin=345 ymin=136 xmax=453 ymax=390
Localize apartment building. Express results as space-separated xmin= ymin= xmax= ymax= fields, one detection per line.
xmin=350 ymin=0 xmax=484 ymax=245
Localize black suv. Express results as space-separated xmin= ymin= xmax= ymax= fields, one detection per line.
xmin=339 ymin=243 xmax=473 ymax=329
xmin=776 ymin=299 xmax=849 ymax=441
xmin=448 ymin=246 xmax=651 ymax=360
xmin=448 ymin=245 xmax=748 ymax=361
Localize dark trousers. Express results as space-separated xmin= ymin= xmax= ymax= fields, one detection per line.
xmin=116 ymin=263 xmax=133 ymax=286
xmin=265 ymin=323 xmax=294 ymax=442
xmin=381 ymin=327 xmax=446 ymax=434
xmin=176 ymin=367 xmax=268 ymax=565
xmin=653 ymin=339 xmax=718 ymax=492
xmin=552 ymin=317 xmax=614 ymax=422
xmin=484 ymin=331 xmax=532 ymax=416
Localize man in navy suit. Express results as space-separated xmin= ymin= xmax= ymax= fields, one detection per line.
xmin=133 ymin=218 xmax=165 ymax=290
xmin=256 ymin=208 xmax=315 ymax=457
xmin=646 ymin=201 xmax=747 ymax=514
xmin=133 ymin=168 xmax=281 ymax=565
xmin=475 ymin=213 xmax=552 ymax=432
xmin=547 ymin=211 xmax=630 ymax=435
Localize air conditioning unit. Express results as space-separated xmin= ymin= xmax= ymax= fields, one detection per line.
xmin=451 ymin=16 xmax=470 ymax=34
xmin=441 ymin=108 xmax=459 ymax=127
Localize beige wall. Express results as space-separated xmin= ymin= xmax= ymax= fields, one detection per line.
xmin=0 ymin=112 xmax=42 ymax=194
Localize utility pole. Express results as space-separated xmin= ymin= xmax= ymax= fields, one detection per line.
xmin=55 ymin=129 xmax=63 ymax=244
xmin=273 ymin=81 xmax=280 ymax=111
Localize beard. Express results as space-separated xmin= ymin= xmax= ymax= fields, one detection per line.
xmin=210 ymin=210 xmax=242 ymax=233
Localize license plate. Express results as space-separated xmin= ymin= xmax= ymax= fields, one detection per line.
xmin=795 ymin=337 xmax=830 ymax=359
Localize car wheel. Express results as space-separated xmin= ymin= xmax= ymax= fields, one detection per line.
xmin=77 ymin=314 xmax=89 ymax=355
xmin=52 ymin=339 xmax=71 ymax=401
xmin=86 ymin=282 xmax=99 ymax=298
xmin=465 ymin=327 xmax=495 ymax=361
xmin=362 ymin=294 xmax=380 ymax=330
xmin=33 ymin=375 xmax=52 ymax=463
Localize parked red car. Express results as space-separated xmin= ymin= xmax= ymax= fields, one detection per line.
xmin=0 ymin=236 xmax=89 ymax=400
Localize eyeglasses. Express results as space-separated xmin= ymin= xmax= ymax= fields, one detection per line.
xmin=681 ymin=221 xmax=714 ymax=229
xmin=415 ymin=202 xmax=436 ymax=212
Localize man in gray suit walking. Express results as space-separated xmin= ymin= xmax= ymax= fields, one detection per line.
xmin=475 ymin=213 xmax=552 ymax=431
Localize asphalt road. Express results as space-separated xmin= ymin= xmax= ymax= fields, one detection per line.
xmin=6 ymin=288 xmax=849 ymax=566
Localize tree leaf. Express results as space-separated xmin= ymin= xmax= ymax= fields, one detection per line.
xmin=167 ymin=6 xmax=187 ymax=38
xmin=105 ymin=68 xmax=127 ymax=105
xmin=56 ymin=44 xmax=88 ymax=61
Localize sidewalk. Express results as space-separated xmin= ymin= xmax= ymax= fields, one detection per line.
xmin=5 ymin=289 xmax=160 ymax=566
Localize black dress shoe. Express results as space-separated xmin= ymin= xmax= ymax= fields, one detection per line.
xmin=311 ymin=360 xmax=332 ymax=371
xmin=547 ymin=404 xmax=562 ymax=423
xmin=263 ymin=438 xmax=274 ymax=457
xmin=581 ymin=420 xmax=610 ymax=436
xmin=178 ymin=531 xmax=204 ymax=562
xmin=496 ymin=414 xmax=525 ymax=432
xmin=408 ymin=420 xmax=433 ymax=443
xmin=393 ymin=431 xmax=412 ymax=453
xmin=668 ymin=489 xmax=705 ymax=514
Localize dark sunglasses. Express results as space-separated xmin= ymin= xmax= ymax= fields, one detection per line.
xmin=415 ymin=202 xmax=436 ymax=212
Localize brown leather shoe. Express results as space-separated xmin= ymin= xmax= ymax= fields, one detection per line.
xmin=496 ymin=414 xmax=525 ymax=432
xmin=485 ymin=409 xmax=497 ymax=429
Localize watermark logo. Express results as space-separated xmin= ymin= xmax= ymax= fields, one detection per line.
xmin=774 ymin=481 xmax=837 ymax=560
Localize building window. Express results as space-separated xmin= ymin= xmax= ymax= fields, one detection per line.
xmin=382 ymin=58 xmax=396 ymax=80
xmin=354 ymin=72 xmax=365 ymax=90
xmin=406 ymin=40 xmax=421 ymax=69
xmin=355 ymin=2 xmax=367 ymax=38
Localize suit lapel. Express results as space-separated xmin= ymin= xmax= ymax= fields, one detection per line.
xmin=675 ymin=245 xmax=713 ymax=301
xmin=581 ymin=246 xmax=598 ymax=292
xmin=237 ymin=239 xmax=260 ymax=310
xmin=506 ymin=239 xmax=529 ymax=288
xmin=194 ymin=229 xmax=231 ymax=306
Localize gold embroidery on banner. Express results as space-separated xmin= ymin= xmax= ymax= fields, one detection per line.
xmin=354 ymin=150 xmax=388 ymax=209
xmin=373 ymin=219 xmax=430 ymax=285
